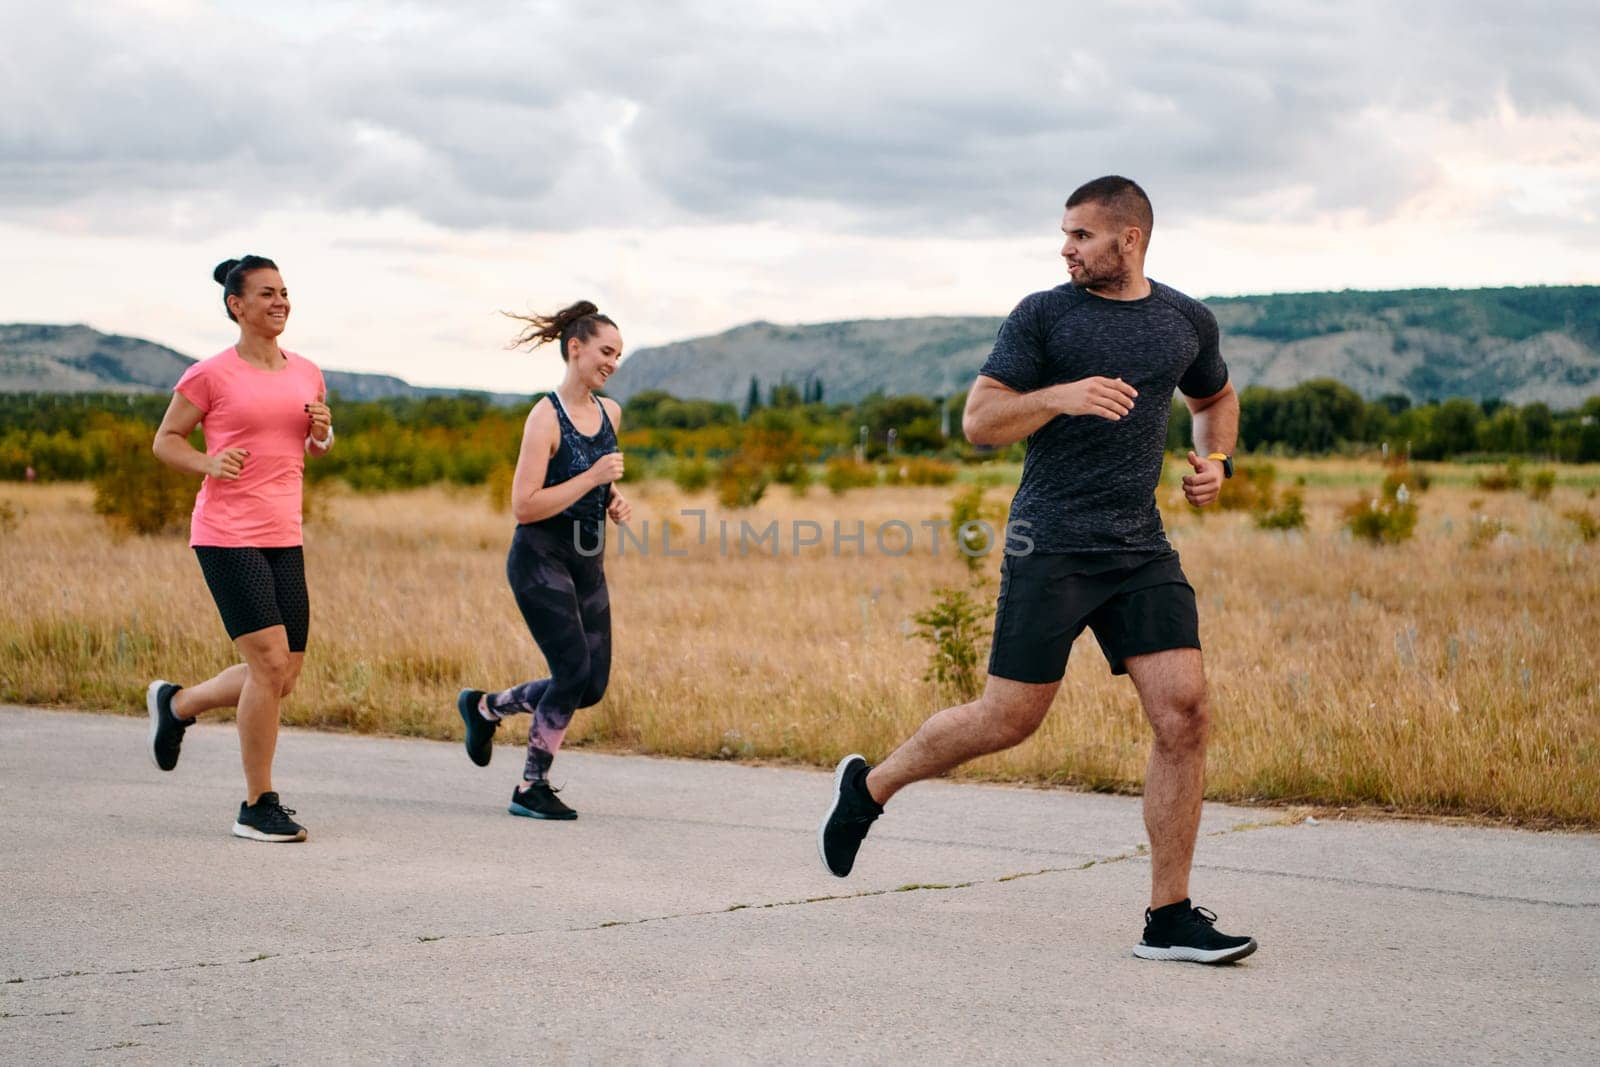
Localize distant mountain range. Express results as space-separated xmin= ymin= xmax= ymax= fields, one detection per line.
xmin=605 ymin=286 xmax=1600 ymax=409
xmin=5 ymin=285 xmax=1599 ymax=408
xmin=0 ymin=324 xmax=529 ymax=404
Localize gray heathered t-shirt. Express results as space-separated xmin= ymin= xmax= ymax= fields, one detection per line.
xmin=978 ymin=280 xmax=1229 ymax=555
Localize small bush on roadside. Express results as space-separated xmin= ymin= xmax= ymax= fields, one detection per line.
xmin=950 ymin=484 xmax=1008 ymax=571
xmin=911 ymin=586 xmax=989 ymax=703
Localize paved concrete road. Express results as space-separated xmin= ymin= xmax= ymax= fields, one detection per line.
xmin=2 ymin=706 xmax=1596 ymax=1065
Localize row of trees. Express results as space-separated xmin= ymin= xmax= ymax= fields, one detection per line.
xmin=3 ymin=380 xmax=1599 ymax=487
xmin=1165 ymin=381 xmax=1600 ymax=462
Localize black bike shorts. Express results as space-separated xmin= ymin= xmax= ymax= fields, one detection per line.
xmin=192 ymin=546 xmax=310 ymax=652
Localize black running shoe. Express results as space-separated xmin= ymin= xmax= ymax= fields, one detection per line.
xmin=457 ymin=688 xmax=497 ymax=767
xmin=1133 ymin=899 xmax=1257 ymax=964
xmin=232 ymin=792 xmax=308 ymax=843
xmin=146 ymin=680 xmax=189 ymax=772
xmin=508 ymin=781 xmax=577 ymax=820
xmin=818 ymin=753 xmax=883 ymax=877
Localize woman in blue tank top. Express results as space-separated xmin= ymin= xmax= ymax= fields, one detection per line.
xmin=456 ymin=300 xmax=632 ymax=820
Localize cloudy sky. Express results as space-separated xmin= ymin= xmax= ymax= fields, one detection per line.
xmin=2 ymin=0 xmax=1596 ymax=392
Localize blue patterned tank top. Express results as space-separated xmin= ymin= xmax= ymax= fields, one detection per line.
xmin=530 ymin=391 xmax=617 ymax=546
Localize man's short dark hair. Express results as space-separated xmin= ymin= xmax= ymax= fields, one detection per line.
xmin=1066 ymin=176 xmax=1154 ymax=242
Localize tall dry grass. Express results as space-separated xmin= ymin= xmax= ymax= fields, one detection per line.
xmin=2 ymin=461 xmax=1597 ymax=825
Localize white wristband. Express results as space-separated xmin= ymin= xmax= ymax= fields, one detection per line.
xmin=306 ymin=427 xmax=334 ymax=452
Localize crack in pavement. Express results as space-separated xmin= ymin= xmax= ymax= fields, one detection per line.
xmin=557 ymin=813 xmax=1310 ymax=934
xmin=14 ymin=812 xmax=1584 ymax=987
xmin=4 ymin=817 xmax=1295 ymax=987
xmin=1192 ymin=862 xmax=1599 ymax=910
xmin=572 ymin=844 xmax=1157 ymax=934
xmin=0 ymin=841 xmax=1156 ymax=988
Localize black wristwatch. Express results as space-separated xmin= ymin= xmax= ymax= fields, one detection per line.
xmin=1207 ymin=452 xmax=1234 ymax=479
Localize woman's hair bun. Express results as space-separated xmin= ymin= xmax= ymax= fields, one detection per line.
xmin=213 ymin=259 xmax=242 ymax=286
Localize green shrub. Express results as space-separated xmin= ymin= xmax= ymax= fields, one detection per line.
xmin=911 ymin=586 xmax=989 ymax=702
xmin=1563 ymin=508 xmax=1600 ymax=543
xmin=1475 ymin=458 xmax=1524 ymax=491
xmin=1381 ymin=464 xmax=1429 ymax=499
xmin=1254 ymin=488 xmax=1307 ymax=531
xmin=1526 ymin=469 xmax=1556 ymax=501
xmin=1465 ymin=514 xmax=1512 ymax=550
xmin=672 ymin=458 xmax=713 ymax=493
xmin=715 ymin=452 xmax=769 ymax=510
xmin=92 ymin=425 xmax=197 ymax=536
xmin=824 ymin=456 xmax=878 ymax=495
xmin=783 ymin=461 xmax=813 ymax=497
xmin=950 ymin=484 xmax=1007 ymax=571
xmin=1216 ymin=461 xmax=1276 ymax=512
xmin=901 ymin=457 xmax=958 ymax=486
xmin=1343 ymin=494 xmax=1419 ymax=545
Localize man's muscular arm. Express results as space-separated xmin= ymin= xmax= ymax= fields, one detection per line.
xmin=1180 ymin=382 xmax=1239 ymax=507
xmin=962 ymin=374 xmax=1139 ymax=448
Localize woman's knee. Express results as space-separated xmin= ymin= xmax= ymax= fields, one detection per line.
xmin=245 ymin=646 xmax=294 ymax=690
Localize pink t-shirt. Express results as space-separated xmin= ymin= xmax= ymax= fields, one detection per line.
xmin=175 ymin=347 xmax=326 ymax=548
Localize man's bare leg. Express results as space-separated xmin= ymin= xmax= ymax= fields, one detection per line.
xmin=1124 ymin=648 xmax=1209 ymax=908
xmin=865 ymin=675 xmax=1061 ymax=805
xmin=820 ymin=674 xmax=1061 ymax=877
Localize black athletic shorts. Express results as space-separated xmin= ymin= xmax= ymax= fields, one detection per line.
xmin=987 ymin=549 xmax=1200 ymax=683
xmin=193 ymin=546 xmax=310 ymax=652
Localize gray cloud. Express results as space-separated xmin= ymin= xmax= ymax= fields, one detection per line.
xmin=3 ymin=0 xmax=1596 ymax=236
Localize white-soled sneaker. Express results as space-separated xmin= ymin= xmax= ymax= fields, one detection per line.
xmin=1133 ymin=900 xmax=1257 ymax=964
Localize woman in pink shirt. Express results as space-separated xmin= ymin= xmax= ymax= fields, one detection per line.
xmin=145 ymin=255 xmax=332 ymax=843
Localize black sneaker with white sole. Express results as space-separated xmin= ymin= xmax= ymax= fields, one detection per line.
xmin=1133 ymin=899 xmax=1257 ymax=964
xmin=818 ymin=754 xmax=883 ymax=877
xmin=232 ymin=792 xmax=308 ymax=842
xmin=146 ymin=680 xmax=189 ymax=772
xmin=457 ymin=688 xmax=498 ymax=767
xmin=508 ymin=781 xmax=577 ymax=820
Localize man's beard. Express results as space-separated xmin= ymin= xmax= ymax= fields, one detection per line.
xmin=1071 ymin=247 xmax=1130 ymax=291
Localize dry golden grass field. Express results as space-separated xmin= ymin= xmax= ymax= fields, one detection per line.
xmin=2 ymin=457 xmax=1597 ymax=825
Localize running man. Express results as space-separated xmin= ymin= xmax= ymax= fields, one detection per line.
xmin=457 ymin=300 xmax=631 ymax=820
xmin=818 ymin=176 xmax=1256 ymax=964
xmin=146 ymin=255 xmax=332 ymax=843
